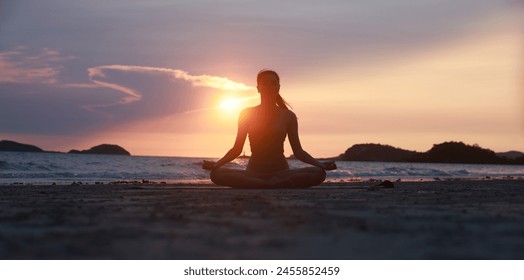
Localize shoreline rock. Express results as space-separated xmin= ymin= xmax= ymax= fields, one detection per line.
xmin=68 ymin=144 xmax=131 ymax=156
xmin=0 ymin=140 xmax=44 ymax=153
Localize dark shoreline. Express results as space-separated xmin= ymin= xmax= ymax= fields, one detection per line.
xmin=1 ymin=176 xmax=523 ymax=188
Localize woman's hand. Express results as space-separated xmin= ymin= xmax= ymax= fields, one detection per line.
xmin=202 ymin=160 xmax=217 ymax=171
xmin=321 ymin=161 xmax=337 ymax=170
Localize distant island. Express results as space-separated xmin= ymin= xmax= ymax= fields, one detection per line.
xmin=0 ymin=140 xmax=130 ymax=156
xmin=0 ymin=140 xmax=44 ymax=153
xmin=337 ymin=143 xmax=418 ymax=162
xmin=68 ymin=144 xmax=131 ymax=156
xmin=336 ymin=142 xmax=524 ymax=165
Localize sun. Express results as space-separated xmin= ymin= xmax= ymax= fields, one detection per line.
xmin=215 ymin=96 xmax=258 ymax=119
xmin=219 ymin=98 xmax=242 ymax=111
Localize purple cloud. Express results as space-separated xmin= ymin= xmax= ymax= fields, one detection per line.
xmin=0 ymin=46 xmax=73 ymax=84
xmin=0 ymin=47 xmax=256 ymax=135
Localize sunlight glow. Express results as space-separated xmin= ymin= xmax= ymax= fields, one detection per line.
xmin=219 ymin=98 xmax=242 ymax=111
xmin=215 ymin=96 xmax=259 ymax=122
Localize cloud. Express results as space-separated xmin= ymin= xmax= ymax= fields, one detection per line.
xmin=0 ymin=46 xmax=257 ymax=135
xmin=4 ymin=1 xmax=518 ymax=83
xmin=86 ymin=65 xmax=255 ymax=105
xmin=89 ymin=65 xmax=254 ymax=91
xmin=0 ymin=46 xmax=74 ymax=84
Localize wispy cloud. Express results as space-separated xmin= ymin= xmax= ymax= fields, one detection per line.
xmin=0 ymin=46 xmax=73 ymax=84
xmin=86 ymin=65 xmax=255 ymax=104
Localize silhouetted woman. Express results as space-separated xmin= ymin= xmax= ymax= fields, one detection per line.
xmin=203 ymin=69 xmax=337 ymax=188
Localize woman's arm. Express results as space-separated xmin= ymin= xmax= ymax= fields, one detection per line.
xmin=287 ymin=111 xmax=337 ymax=170
xmin=203 ymin=109 xmax=250 ymax=170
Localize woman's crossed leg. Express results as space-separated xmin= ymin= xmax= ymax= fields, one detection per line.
xmin=210 ymin=167 xmax=326 ymax=189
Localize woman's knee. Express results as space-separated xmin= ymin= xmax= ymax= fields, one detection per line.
xmin=313 ymin=167 xmax=327 ymax=183
xmin=296 ymin=167 xmax=326 ymax=186
xmin=210 ymin=168 xmax=251 ymax=186
xmin=210 ymin=168 xmax=224 ymax=185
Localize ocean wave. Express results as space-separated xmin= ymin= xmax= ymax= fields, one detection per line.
xmin=0 ymin=160 xmax=8 ymax=170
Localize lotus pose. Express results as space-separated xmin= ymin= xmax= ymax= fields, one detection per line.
xmin=203 ymin=69 xmax=337 ymax=188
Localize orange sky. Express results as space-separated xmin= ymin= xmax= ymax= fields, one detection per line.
xmin=1 ymin=1 xmax=523 ymax=157
xmin=68 ymin=18 xmax=523 ymax=157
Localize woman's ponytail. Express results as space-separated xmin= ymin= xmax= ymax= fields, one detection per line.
xmin=276 ymin=93 xmax=291 ymax=110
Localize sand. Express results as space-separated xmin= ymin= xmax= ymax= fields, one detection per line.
xmin=1 ymin=180 xmax=524 ymax=259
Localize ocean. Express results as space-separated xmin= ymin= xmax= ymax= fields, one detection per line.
xmin=1 ymin=151 xmax=523 ymax=185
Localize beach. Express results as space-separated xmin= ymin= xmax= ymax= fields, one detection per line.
xmin=1 ymin=179 xmax=524 ymax=259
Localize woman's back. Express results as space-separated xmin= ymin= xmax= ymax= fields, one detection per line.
xmin=245 ymin=106 xmax=290 ymax=172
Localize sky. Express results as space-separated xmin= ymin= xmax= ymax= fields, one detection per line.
xmin=0 ymin=0 xmax=523 ymax=157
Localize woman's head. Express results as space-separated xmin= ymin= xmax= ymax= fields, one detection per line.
xmin=257 ymin=69 xmax=280 ymax=94
xmin=256 ymin=69 xmax=290 ymax=110
xmin=257 ymin=69 xmax=279 ymax=85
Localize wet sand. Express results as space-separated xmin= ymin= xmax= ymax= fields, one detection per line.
xmin=1 ymin=180 xmax=524 ymax=259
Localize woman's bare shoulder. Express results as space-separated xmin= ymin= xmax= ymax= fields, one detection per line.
xmin=282 ymin=108 xmax=297 ymax=120
xmin=239 ymin=106 xmax=260 ymax=122
xmin=241 ymin=106 xmax=259 ymax=115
